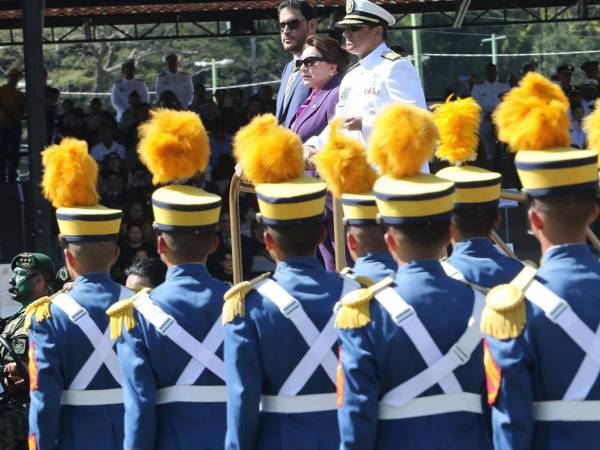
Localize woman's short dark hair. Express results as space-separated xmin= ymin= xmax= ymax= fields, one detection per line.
xmin=305 ymin=35 xmax=351 ymax=75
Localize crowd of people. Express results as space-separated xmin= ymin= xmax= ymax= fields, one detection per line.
xmin=1 ymin=0 xmax=600 ymax=449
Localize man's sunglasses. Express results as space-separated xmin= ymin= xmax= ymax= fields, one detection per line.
xmin=344 ymin=24 xmax=369 ymax=32
xmin=278 ymin=19 xmax=306 ymax=32
xmin=295 ymin=56 xmax=327 ymax=70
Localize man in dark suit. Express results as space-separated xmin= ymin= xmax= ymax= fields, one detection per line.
xmin=275 ymin=0 xmax=316 ymax=128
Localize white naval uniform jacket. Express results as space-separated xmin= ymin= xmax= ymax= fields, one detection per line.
xmin=305 ymin=42 xmax=428 ymax=171
xmin=155 ymin=71 xmax=194 ymax=108
xmin=110 ymin=78 xmax=150 ymax=122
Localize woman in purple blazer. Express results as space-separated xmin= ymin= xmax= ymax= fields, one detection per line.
xmin=290 ymin=35 xmax=351 ymax=271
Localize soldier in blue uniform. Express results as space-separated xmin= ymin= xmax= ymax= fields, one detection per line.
xmin=482 ymin=72 xmax=600 ymax=449
xmin=313 ymin=118 xmax=395 ymax=284
xmin=223 ymin=114 xmax=357 ymax=450
xmin=26 ymin=138 xmax=131 ymax=450
xmin=433 ymin=96 xmax=523 ymax=290
xmin=336 ymin=103 xmax=493 ymax=450
xmin=107 ymin=110 xmax=228 ymax=450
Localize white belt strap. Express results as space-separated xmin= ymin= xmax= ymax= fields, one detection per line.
xmin=533 ymin=400 xmax=600 ymax=421
xmin=176 ymin=313 xmax=224 ymax=385
xmin=440 ymin=261 xmax=467 ymax=283
xmin=260 ymin=393 xmax=337 ymax=413
xmin=440 ymin=261 xmax=489 ymax=293
xmin=155 ymin=385 xmax=227 ymax=404
xmin=52 ymin=293 xmax=122 ymax=389
xmin=382 ymin=290 xmax=484 ymax=407
xmin=374 ymin=287 xmax=462 ymax=393
xmin=255 ymin=278 xmax=357 ymax=395
xmin=61 ymin=388 xmax=123 ymax=406
xmin=379 ymin=392 xmax=482 ymax=420
xmin=134 ymin=293 xmax=225 ymax=381
xmin=524 ymin=280 xmax=600 ymax=400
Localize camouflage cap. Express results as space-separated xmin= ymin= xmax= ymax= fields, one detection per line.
xmin=10 ymin=252 xmax=55 ymax=277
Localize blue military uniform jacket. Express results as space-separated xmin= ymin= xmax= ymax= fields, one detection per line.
xmin=28 ymin=272 xmax=132 ymax=450
xmin=337 ymin=260 xmax=493 ymax=450
xmin=352 ymin=252 xmax=397 ymax=283
xmin=486 ymin=244 xmax=600 ymax=450
xmin=224 ymin=256 xmax=346 ymax=450
xmin=116 ymin=264 xmax=229 ymax=450
xmin=446 ymin=238 xmax=523 ymax=289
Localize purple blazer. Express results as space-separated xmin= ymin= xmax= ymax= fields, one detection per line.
xmin=290 ymin=75 xmax=341 ymax=143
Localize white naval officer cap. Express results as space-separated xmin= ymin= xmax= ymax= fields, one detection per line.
xmin=336 ymin=0 xmax=396 ymax=27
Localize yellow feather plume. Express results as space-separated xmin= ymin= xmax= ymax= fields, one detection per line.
xmin=494 ymin=72 xmax=570 ymax=152
xmin=138 ymin=109 xmax=210 ymax=185
xmin=42 ymin=138 xmax=99 ymax=208
xmin=583 ymin=99 xmax=600 ymax=166
xmin=233 ymin=114 xmax=304 ymax=185
xmin=314 ymin=118 xmax=378 ymax=198
xmin=432 ymin=96 xmax=481 ymax=165
xmin=368 ymin=103 xmax=438 ymax=179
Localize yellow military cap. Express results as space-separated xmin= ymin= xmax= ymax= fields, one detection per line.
xmin=368 ymin=103 xmax=453 ymax=224
xmin=137 ymin=108 xmax=223 ymax=230
xmin=433 ymin=96 xmax=502 ymax=207
xmin=235 ymin=114 xmax=326 ymax=225
xmin=152 ymin=185 xmax=221 ymax=232
xmin=495 ymin=72 xmax=598 ymax=197
xmin=41 ymin=138 xmax=122 ymax=242
xmin=313 ymin=118 xmax=379 ymax=225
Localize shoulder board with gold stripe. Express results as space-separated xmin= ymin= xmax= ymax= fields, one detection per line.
xmin=381 ymin=50 xmax=402 ymax=61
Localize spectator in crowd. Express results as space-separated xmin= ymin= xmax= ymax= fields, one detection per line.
xmin=275 ymin=0 xmax=316 ymax=127
xmin=124 ymin=257 xmax=167 ymax=291
xmin=579 ymin=78 xmax=598 ymax=115
xmin=208 ymin=120 xmax=233 ymax=177
xmin=569 ymin=103 xmax=586 ymax=149
xmin=0 ymin=66 xmax=25 ymax=182
xmin=471 ymin=63 xmax=510 ymax=171
xmin=581 ymin=60 xmax=599 ymax=82
xmin=555 ymin=64 xmax=574 ymax=94
xmin=100 ymin=170 xmax=126 ymax=210
xmin=154 ymin=89 xmax=183 ymax=110
xmin=249 ymin=220 xmax=275 ymax=277
xmin=83 ymin=97 xmax=104 ymax=143
xmin=290 ymin=34 xmax=350 ymax=271
xmin=111 ymin=59 xmax=149 ymax=122
xmin=247 ymin=95 xmax=264 ymax=120
xmin=190 ymin=83 xmax=222 ymax=131
xmin=155 ymin=53 xmax=193 ymax=109
xmin=258 ymin=84 xmax=276 ymax=114
xmin=123 ymin=200 xmax=154 ymax=243
xmin=115 ymin=222 xmax=156 ymax=282
xmin=90 ymin=125 xmax=126 ymax=162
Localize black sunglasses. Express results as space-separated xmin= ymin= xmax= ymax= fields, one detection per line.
xmin=278 ymin=19 xmax=306 ymax=32
xmin=295 ymin=56 xmax=327 ymax=70
xmin=344 ymin=24 xmax=370 ymax=32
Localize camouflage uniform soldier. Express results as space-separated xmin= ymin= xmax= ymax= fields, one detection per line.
xmin=0 ymin=252 xmax=55 ymax=450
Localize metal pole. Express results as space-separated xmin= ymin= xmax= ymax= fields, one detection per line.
xmin=491 ymin=33 xmax=498 ymax=65
xmin=332 ymin=199 xmax=346 ymax=272
xmin=23 ymin=0 xmax=52 ymax=257
xmin=491 ymin=230 xmax=517 ymax=258
xmin=411 ymin=14 xmax=423 ymax=81
xmin=211 ymin=58 xmax=217 ymax=93
xmin=229 ymin=173 xmax=244 ymax=284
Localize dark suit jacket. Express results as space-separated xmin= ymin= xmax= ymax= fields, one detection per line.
xmin=290 ymin=75 xmax=341 ymax=143
xmin=276 ymin=60 xmax=311 ymax=128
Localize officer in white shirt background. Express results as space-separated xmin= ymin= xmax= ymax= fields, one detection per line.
xmin=470 ymin=63 xmax=509 ymax=171
xmin=110 ymin=59 xmax=150 ymax=122
xmin=156 ymin=53 xmax=194 ymax=109
xmin=304 ymin=0 xmax=428 ymax=171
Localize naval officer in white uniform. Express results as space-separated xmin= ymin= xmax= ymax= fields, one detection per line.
xmin=305 ymin=0 xmax=427 ymax=168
